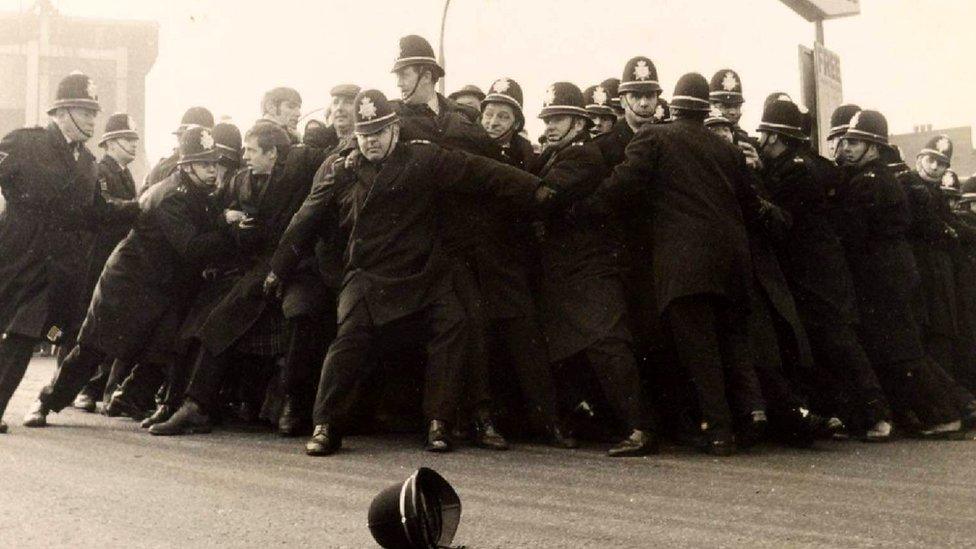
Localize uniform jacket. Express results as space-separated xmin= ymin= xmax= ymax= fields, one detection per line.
xmin=904 ymin=170 xmax=958 ymax=335
xmin=585 ymin=117 xmax=756 ymax=314
xmin=836 ymin=158 xmax=925 ymax=363
xmin=84 ymin=155 xmax=138 ymax=296
xmin=270 ymin=140 xmax=540 ymax=328
xmin=397 ymin=94 xmax=537 ymax=319
xmin=0 ymin=123 xmax=138 ymax=340
xmin=761 ymin=148 xmax=858 ymax=326
xmin=534 ymin=134 xmax=630 ymax=361
xmin=142 ymin=150 xmax=179 ymax=194
xmin=78 ymin=172 xmax=232 ymax=360
xmin=192 ymin=144 xmax=327 ymax=354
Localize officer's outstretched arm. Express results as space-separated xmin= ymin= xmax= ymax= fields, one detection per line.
xmin=430 ymin=146 xmax=540 ymax=208
xmin=583 ymin=129 xmax=657 ymax=217
xmin=156 ymin=196 xmax=235 ymax=265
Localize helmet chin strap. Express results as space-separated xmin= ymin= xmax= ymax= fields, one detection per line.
xmin=66 ymin=109 xmax=93 ymax=139
xmin=622 ymin=95 xmax=653 ymax=123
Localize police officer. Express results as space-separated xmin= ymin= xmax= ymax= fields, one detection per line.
xmin=905 ymin=135 xmax=976 ymax=421
xmin=448 ymin=84 xmax=485 ymax=111
xmin=534 ymin=82 xmax=655 ymax=456
xmin=263 ymin=90 xmax=543 ymax=455
xmin=581 ymin=73 xmax=769 ymax=455
xmin=583 ymin=84 xmax=617 ymax=136
xmin=481 ymin=78 xmax=536 ymax=169
xmin=599 ymin=77 xmax=625 ymax=121
xmin=73 ymin=113 xmax=142 ymax=412
xmin=390 ymin=34 xmax=518 ymax=449
xmin=756 ymin=99 xmax=894 ymax=440
xmin=835 ymin=110 xmax=964 ymax=437
xmin=149 ymin=120 xmax=326 ymax=436
xmin=710 ymin=69 xmax=762 ymax=169
xmin=0 ymin=72 xmax=138 ymax=433
xmin=826 ymin=103 xmax=861 ymax=161
xmin=145 ymin=106 xmax=214 ymax=190
xmin=20 ymin=126 xmax=227 ymax=428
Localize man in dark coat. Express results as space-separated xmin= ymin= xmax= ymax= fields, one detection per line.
xmin=0 ymin=73 xmax=138 ymax=433
xmin=389 ymin=35 xmax=527 ymax=449
xmin=533 ymin=82 xmax=655 ymax=457
xmin=756 ymin=99 xmax=894 ymax=440
xmin=73 ymin=113 xmax=142 ymax=412
xmin=143 ymin=106 xmax=214 ymax=191
xmin=835 ymin=110 xmax=964 ymax=437
xmin=581 ymin=73 xmax=767 ymax=455
xmin=20 ymin=126 xmax=229 ymax=428
xmin=949 ymin=193 xmax=976 ymax=393
xmin=262 ymin=90 xmax=544 ymax=456
xmin=149 ymin=121 xmax=326 ymax=436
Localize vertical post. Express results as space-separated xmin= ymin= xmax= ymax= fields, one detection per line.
xmin=437 ymin=0 xmax=451 ymax=96
xmin=815 ymin=18 xmax=825 ymax=45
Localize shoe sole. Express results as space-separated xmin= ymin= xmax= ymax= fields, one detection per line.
xmin=148 ymin=425 xmax=212 ymax=436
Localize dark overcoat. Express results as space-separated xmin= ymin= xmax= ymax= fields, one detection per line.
xmin=78 ymin=172 xmax=232 ymax=360
xmin=534 ymin=135 xmax=630 ymax=362
xmin=0 ymin=123 xmax=137 ymax=341
xmin=835 ymin=159 xmax=925 ymax=364
xmin=585 ymin=117 xmax=755 ymax=315
xmin=270 ymin=141 xmax=540 ymax=328
xmin=904 ymin=170 xmax=958 ymax=336
xmin=193 ymin=144 xmax=326 ymax=354
xmin=761 ymin=148 xmax=859 ymax=327
xmin=83 ymin=155 xmax=138 ymax=298
xmin=396 ymin=95 xmax=537 ymax=320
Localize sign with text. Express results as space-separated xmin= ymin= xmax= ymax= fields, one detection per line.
xmin=779 ymin=0 xmax=860 ymax=21
xmin=798 ymin=43 xmax=843 ymax=154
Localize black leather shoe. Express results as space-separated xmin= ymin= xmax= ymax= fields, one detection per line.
xmin=473 ymin=417 xmax=509 ymax=451
xmin=277 ymin=396 xmax=308 ymax=437
xmin=104 ymin=392 xmax=149 ymax=421
xmin=305 ymin=424 xmax=341 ymax=456
xmin=737 ymin=410 xmax=767 ymax=448
xmin=608 ymin=429 xmax=659 ymax=457
xmin=550 ymin=423 xmax=579 ymax=449
xmin=73 ymin=394 xmax=97 ymax=413
xmin=141 ymin=405 xmax=174 ymax=429
xmin=425 ymin=420 xmax=452 ymax=453
xmin=148 ymin=401 xmax=212 ymax=436
xmin=0 ymin=420 xmax=7 ymax=434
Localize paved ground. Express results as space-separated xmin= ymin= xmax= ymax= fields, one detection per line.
xmin=1 ymin=358 xmax=975 ymax=548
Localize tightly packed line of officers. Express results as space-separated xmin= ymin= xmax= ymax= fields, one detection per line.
xmin=1 ymin=34 xmax=975 ymax=459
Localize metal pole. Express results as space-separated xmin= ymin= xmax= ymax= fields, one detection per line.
xmin=815 ymin=18 xmax=825 ymax=45
xmin=438 ymin=0 xmax=451 ymax=95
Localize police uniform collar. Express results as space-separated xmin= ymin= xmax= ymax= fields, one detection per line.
xmin=427 ymin=94 xmax=441 ymax=116
xmin=101 ymin=153 xmax=124 ymax=172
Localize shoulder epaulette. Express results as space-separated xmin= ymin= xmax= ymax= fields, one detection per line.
xmin=793 ymin=157 xmax=805 ymax=164
xmin=408 ymin=139 xmax=433 ymax=145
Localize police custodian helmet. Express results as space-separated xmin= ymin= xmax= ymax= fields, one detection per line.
xmin=368 ymin=467 xmax=462 ymax=549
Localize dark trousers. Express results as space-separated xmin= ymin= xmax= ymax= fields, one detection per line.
xmin=281 ymin=316 xmax=331 ymax=407
xmin=665 ymin=295 xmax=764 ymax=436
xmin=38 ymin=344 xmax=108 ymax=412
xmin=451 ymin=263 xmax=493 ymax=414
xmin=0 ymin=333 xmax=36 ymax=418
xmin=312 ymin=291 xmax=468 ymax=429
xmin=805 ymin=321 xmax=890 ymax=430
xmin=184 ymin=346 xmax=276 ymax=414
xmin=79 ymin=362 xmax=110 ymax=401
xmin=114 ymin=361 xmax=166 ymax=410
xmin=746 ymin=287 xmax=806 ymax=415
xmin=875 ymin=356 xmax=959 ymax=426
xmin=489 ymin=315 xmax=561 ymax=426
xmin=577 ymin=329 xmax=651 ymax=432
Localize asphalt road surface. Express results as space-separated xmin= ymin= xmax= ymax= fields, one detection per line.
xmin=2 ymin=358 xmax=975 ymax=548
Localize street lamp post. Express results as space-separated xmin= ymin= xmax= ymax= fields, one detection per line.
xmin=437 ymin=0 xmax=451 ymax=96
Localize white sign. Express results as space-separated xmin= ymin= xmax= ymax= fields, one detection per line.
xmin=779 ymin=0 xmax=860 ymax=21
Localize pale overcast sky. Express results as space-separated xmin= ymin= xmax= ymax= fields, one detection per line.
xmin=4 ymin=0 xmax=974 ymax=161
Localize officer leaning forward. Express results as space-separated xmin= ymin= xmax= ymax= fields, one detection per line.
xmin=21 ymin=127 xmax=231 ymax=429
xmin=265 ymin=89 xmax=545 ymax=456
xmin=835 ymin=110 xmax=968 ymax=437
xmin=533 ymin=82 xmax=656 ymax=457
xmin=144 ymin=106 xmax=215 ymax=191
xmin=0 ymin=72 xmax=140 ymax=433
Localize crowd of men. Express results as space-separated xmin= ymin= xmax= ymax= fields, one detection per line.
xmin=1 ymin=34 xmax=975 ymax=460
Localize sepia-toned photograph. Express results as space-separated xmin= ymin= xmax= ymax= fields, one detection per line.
xmin=0 ymin=0 xmax=974 ymax=546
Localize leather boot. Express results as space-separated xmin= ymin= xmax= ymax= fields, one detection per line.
xmin=608 ymin=429 xmax=659 ymax=457
xmin=72 ymin=394 xmax=97 ymax=413
xmin=425 ymin=420 xmax=452 ymax=453
xmin=22 ymin=400 xmax=49 ymax=428
xmin=277 ymin=395 xmax=308 ymax=437
xmin=141 ymin=404 xmax=175 ymax=429
xmin=473 ymin=414 xmax=509 ymax=451
xmin=148 ymin=400 xmax=212 ymax=436
xmin=104 ymin=390 xmax=149 ymax=420
xmin=305 ymin=424 xmax=341 ymax=456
